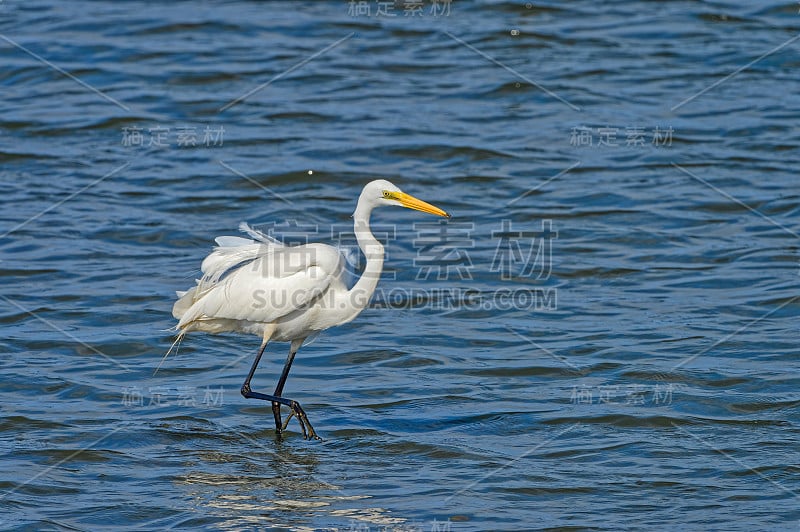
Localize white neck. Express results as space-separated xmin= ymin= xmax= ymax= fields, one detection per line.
xmin=346 ymin=201 xmax=384 ymax=317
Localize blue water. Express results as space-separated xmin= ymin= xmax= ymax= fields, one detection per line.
xmin=1 ymin=1 xmax=799 ymax=530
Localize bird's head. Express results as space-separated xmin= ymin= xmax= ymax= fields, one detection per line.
xmin=358 ymin=179 xmax=451 ymax=218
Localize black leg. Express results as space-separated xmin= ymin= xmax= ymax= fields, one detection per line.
xmin=239 ymin=339 xmax=319 ymax=440
xmin=240 ymin=340 xmax=268 ymax=400
xmin=271 ymin=347 xmax=297 ymax=434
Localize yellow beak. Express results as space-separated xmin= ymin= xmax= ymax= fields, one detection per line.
xmin=392 ymin=191 xmax=451 ymax=218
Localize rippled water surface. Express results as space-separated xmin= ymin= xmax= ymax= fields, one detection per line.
xmin=2 ymin=1 xmax=799 ymax=530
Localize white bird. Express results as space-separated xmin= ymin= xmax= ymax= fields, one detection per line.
xmin=171 ymin=180 xmax=450 ymax=439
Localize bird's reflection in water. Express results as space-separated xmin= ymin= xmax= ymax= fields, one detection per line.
xmin=178 ymin=431 xmax=411 ymax=530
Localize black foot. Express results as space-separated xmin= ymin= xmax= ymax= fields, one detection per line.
xmin=241 ymin=384 xmax=321 ymax=440
xmin=279 ymin=400 xmax=321 ymax=441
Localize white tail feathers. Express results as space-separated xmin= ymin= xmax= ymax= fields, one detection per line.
xmin=172 ymin=286 xmax=198 ymax=320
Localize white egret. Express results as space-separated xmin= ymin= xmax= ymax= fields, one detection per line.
xmin=171 ymin=180 xmax=450 ymax=439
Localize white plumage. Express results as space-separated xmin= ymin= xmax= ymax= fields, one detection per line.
xmin=174 ymin=238 xmax=347 ymax=340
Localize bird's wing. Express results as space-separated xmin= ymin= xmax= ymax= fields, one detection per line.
xmin=173 ymin=240 xmax=268 ymax=320
xmin=174 ymin=224 xmax=284 ymax=321
xmin=214 ymin=235 xmax=253 ymax=247
xmin=200 ymin=221 xmax=286 ymax=287
xmin=176 ymin=243 xmax=344 ymax=327
xmin=238 ymin=221 xmax=284 ymax=246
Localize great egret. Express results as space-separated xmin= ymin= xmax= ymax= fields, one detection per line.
xmin=171 ymin=180 xmax=450 ymax=439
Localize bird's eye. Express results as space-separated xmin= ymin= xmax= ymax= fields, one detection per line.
xmin=382 ymin=191 xmax=391 ymax=198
